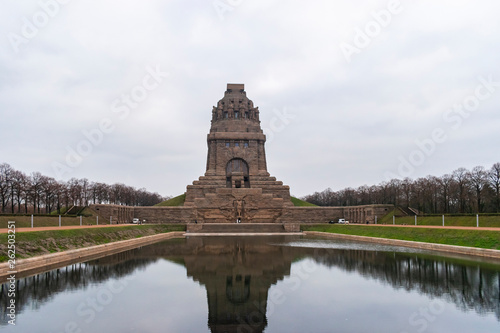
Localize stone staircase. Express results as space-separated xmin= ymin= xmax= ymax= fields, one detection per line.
xmin=186 ymin=223 xmax=300 ymax=234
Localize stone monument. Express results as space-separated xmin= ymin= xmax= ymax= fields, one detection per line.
xmin=184 ymin=84 xmax=293 ymax=223
xmin=90 ymin=84 xmax=393 ymax=226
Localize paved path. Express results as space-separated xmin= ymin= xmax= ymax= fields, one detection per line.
xmin=0 ymin=224 xmax=137 ymax=233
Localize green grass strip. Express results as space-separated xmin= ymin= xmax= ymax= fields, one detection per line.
xmin=378 ymin=214 xmax=500 ymax=227
xmin=290 ymin=196 xmax=317 ymax=206
xmin=0 ymin=224 xmax=186 ymax=262
xmin=155 ymin=194 xmax=186 ymax=206
xmin=302 ymin=224 xmax=500 ymax=250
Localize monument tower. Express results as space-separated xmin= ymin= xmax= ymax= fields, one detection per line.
xmin=184 ymin=84 xmax=292 ymax=223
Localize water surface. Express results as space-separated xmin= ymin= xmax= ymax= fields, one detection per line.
xmin=1 ymin=235 xmax=499 ymax=332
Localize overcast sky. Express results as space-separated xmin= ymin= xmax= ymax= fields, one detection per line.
xmin=1 ymin=0 xmax=499 ymax=198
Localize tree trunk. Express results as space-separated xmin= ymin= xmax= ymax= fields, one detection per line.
xmin=10 ymin=184 xmax=14 ymax=213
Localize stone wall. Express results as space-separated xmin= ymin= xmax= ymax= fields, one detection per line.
xmin=283 ymin=204 xmax=392 ymax=224
xmin=133 ymin=206 xmax=196 ymax=224
xmin=343 ymin=204 xmax=393 ymax=223
xmin=89 ymin=203 xmax=393 ymax=225
xmin=89 ymin=204 xmax=134 ymax=224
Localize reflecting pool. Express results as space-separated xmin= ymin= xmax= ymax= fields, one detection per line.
xmin=1 ymin=235 xmax=499 ymax=332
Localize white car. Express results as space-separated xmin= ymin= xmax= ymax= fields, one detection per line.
xmin=338 ymin=218 xmax=349 ymax=224
xmin=132 ymin=218 xmax=140 ymax=224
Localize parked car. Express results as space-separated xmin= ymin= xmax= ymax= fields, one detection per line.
xmin=132 ymin=218 xmax=140 ymax=224
xmin=328 ymin=219 xmax=349 ymax=224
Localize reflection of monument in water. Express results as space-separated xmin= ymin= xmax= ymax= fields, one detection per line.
xmin=182 ymin=237 xmax=296 ymax=333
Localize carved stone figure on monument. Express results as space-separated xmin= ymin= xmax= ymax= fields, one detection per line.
xmin=235 ymin=200 xmax=244 ymax=218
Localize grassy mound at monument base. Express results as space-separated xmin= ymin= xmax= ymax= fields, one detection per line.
xmin=302 ymin=224 xmax=500 ymax=250
xmin=155 ymin=194 xmax=316 ymax=207
xmin=155 ymin=194 xmax=186 ymax=206
xmin=0 ymin=224 xmax=186 ymax=262
xmin=290 ymin=197 xmax=317 ymax=206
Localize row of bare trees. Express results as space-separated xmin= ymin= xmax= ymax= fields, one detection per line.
xmin=0 ymin=163 xmax=168 ymax=214
xmin=302 ymin=163 xmax=500 ymax=214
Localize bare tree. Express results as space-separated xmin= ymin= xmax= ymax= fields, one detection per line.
xmin=10 ymin=170 xmax=26 ymax=213
xmin=22 ymin=173 xmax=30 ymax=213
xmin=61 ymin=182 xmax=70 ymax=211
xmin=68 ymin=178 xmax=82 ymax=206
xmin=30 ymin=172 xmax=44 ymax=214
xmin=469 ymin=166 xmax=489 ymax=212
xmin=0 ymin=163 xmax=13 ymax=213
xmin=452 ymin=167 xmax=470 ymax=213
xmin=299 ymin=163 xmax=500 ymax=214
xmin=0 ymin=163 xmax=165 ymax=213
xmin=95 ymin=182 xmax=110 ymax=204
xmin=42 ymin=176 xmax=58 ymax=214
xmin=54 ymin=181 xmax=64 ymax=214
xmin=400 ymin=177 xmax=413 ymax=208
xmin=357 ymin=185 xmax=372 ymax=205
xmin=424 ymin=175 xmax=440 ymax=214
xmin=81 ymin=178 xmax=90 ymax=206
xmin=437 ymin=174 xmax=454 ymax=213
xmin=489 ymin=163 xmax=500 ymax=212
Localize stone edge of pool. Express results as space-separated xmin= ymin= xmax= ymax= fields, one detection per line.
xmin=3 ymin=230 xmax=500 ymax=283
xmin=0 ymin=231 xmax=185 ymax=282
xmin=304 ymin=231 xmax=500 ymax=259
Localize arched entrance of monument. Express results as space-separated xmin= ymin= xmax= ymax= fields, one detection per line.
xmin=226 ymin=158 xmax=250 ymax=188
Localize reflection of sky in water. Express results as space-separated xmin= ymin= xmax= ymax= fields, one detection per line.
xmin=269 ymin=258 xmax=499 ymax=333
xmin=0 ymin=236 xmax=499 ymax=333
xmin=0 ymin=260 xmax=208 ymax=333
xmin=274 ymin=238 xmax=433 ymax=254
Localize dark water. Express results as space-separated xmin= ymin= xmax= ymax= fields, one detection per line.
xmin=1 ymin=235 xmax=500 ymax=333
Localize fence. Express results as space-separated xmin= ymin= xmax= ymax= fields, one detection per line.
xmin=383 ymin=214 xmax=500 ymax=227
xmin=0 ymin=215 xmax=106 ymax=228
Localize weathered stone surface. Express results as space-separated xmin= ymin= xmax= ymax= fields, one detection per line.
xmin=89 ymin=204 xmax=134 ymax=224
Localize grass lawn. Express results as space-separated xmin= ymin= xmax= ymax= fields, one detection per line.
xmin=302 ymin=224 xmax=500 ymax=250
xmin=291 ymin=197 xmax=317 ymax=207
xmin=378 ymin=214 xmax=500 ymax=228
xmin=0 ymin=215 xmax=101 ymax=228
xmin=155 ymin=194 xmax=186 ymax=206
xmin=0 ymin=224 xmax=186 ymax=262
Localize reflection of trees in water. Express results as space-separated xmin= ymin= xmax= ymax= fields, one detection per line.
xmin=0 ymin=249 xmax=157 ymax=325
xmin=1 ymin=237 xmax=499 ymax=328
xmin=313 ymin=249 xmax=500 ymax=320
